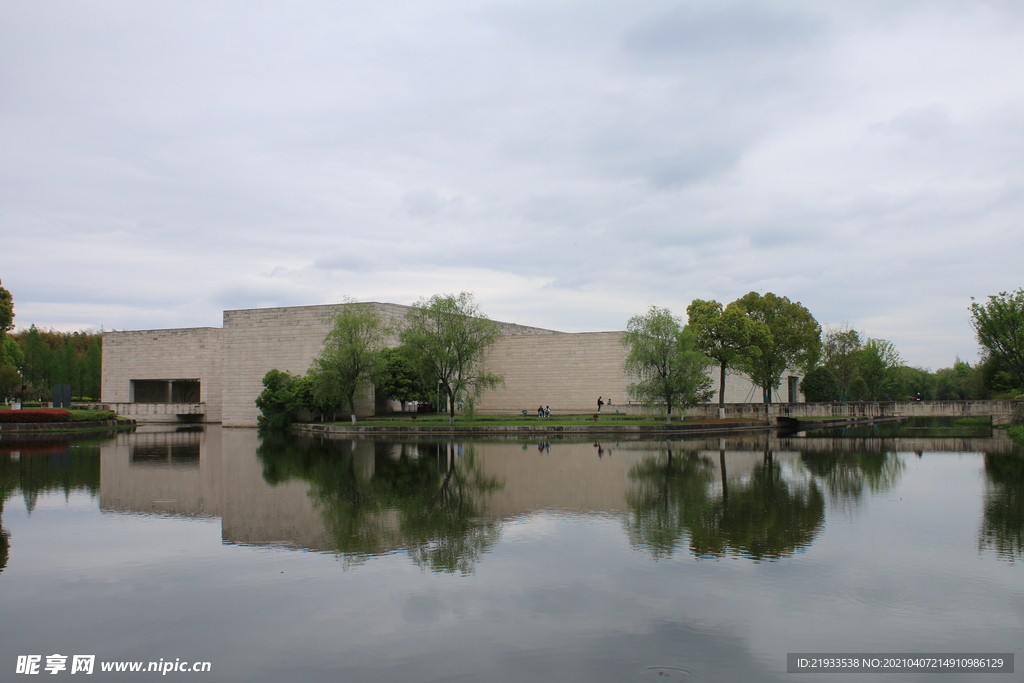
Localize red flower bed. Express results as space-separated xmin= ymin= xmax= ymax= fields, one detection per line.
xmin=0 ymin=409 xmax=71 ymax=423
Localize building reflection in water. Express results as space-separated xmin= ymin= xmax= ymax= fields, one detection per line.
xmin=0 ymin=425 xmax=1019 ymax=575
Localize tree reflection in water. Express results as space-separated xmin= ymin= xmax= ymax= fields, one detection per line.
xmin=0 ymin=439 xmax=103 ymax=573
xmin=257 ymin=433 xmax=503 ymax=573
xmin=625 ymin=446 xmax=714 ymax=559
xmin=980 ymin=453 xmax=1024 ymax=562
xmin=800 ymin=450 xmax=904 ymax=506
xmin=627 ymin=445 xmax=824 ymax=561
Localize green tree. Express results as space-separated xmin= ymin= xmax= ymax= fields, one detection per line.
xmin=800 ymin=366 xmax=841 ymax=402
xmin=687 ymin=299 xmax=769 ymax=414
xmin=978 ymin=353 xmax=1020 ymax=397
xmin=82 ymin=338 xmax=102 ymax=399
xmin=821 ymin=325 xmax=862 ymax=400
xmin=254 ymin=369 xmax=302 ymax=430
xmin=622 ymin=306 xmax=715 ymax=424
xmin=375 ymin=346 xmax=432 ymax=409
xmin=399 ymin=293 xmax=504 ymax=426
xmin=0 ymin=280 xmax=13 ymax=337
xmin=310 ymin=304 xmax=388 ymax=425
xmin=55 ymin=338 xmax=79 ymax=389
xmin=891 ymin=365 xmax=936 ymax=400
xmin=0 ymin=364 xmax=21 ymax=398
xmin=856 ymin=338 xmax=902 ymax=401
xmin=970 ymin=289 xmax=1024 ymax=392
xmin=934 ymin=358 xmax=987 ymax=400
xmin=3 ymin=338 xmax=24 ymax=372
xmin=735 ymin=292 xmax=821 ymax=403
xmin=19 ymin=326 xmax=46 ymax=387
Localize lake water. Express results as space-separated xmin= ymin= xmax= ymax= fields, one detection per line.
xmin=0 ymin=421 xmax=1021 ymax=682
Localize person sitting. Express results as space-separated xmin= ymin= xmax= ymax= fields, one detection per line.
xmin=544 ymin=405 xmax=551 ymax=417
xmin=537 ymin=405 xmax=544 ymax=417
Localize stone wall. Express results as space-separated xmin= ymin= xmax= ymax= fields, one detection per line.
xmin=101 ymin=327 xmax=222 ymax=422
xmin=478 ymin=331 xmax=631 ymax=413
xmin=705 ymin=365 xmax=802 ymax=404
xmin=219 ymin=301 xmax=557 ymax=426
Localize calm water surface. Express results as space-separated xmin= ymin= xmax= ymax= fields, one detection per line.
xmin=0 ymin=422 xmax=1021 ymax=682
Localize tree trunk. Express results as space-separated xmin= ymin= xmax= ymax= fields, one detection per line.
xmin=718 ymin=361 xmax=728 ymax=419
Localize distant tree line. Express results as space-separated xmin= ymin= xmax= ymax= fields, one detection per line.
xmin=3 ymin=327 xmax=102 ymax=401
xmin=801 ymin=322 xmax=1022 ymax=402
xmin=0 ymin=281 xmax=102 ymax=401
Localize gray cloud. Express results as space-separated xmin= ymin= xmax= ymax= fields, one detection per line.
xmin=622 ymin=3 xmax=826 ymax=59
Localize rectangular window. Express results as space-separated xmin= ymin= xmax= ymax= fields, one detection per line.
xmin=130 ymin=380 xmax=201 ymax=403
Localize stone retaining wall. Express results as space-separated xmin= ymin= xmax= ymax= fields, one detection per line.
xmin=0 ymin=419 xmax=136 ymax=432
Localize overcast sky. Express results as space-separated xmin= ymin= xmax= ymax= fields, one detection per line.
xmin=2 ymin=0 xmax=1022 ymax=370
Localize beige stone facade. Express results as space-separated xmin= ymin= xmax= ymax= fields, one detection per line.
xmin=101 ymin=301 xmax=802 ymax=426
xmin=101 ymin=326 xmax=223 ymax=422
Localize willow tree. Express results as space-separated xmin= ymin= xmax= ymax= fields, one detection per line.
xmin=311 ymin=304 xmax=389 ymax=425
xmin=687 ymin=298 xmax=769 ymax=417
xmin=399 ymin=292 xmax=503 ymax=426
xmin=621 ymin=306 xmax=714 ymax=424
xmin=735 ymin=292 xmax=821 ymax=403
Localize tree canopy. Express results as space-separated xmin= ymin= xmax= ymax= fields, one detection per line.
xmin=687 ymin=298 xmax=769 ymax=409
xmin=970 ymin=289 xmax=1024 ymax=392
xmin=735 ymin=292 xmax=821 ymax=403
xmin=0 ymin=280 xmax=13 ymax=337
xmin=856 ymin=338 xmax=902 ymax=401
xmin=621 ymin=306 xmax=714 ymax=424
xmin=799 ymin=366 xmax=841 ymax=402
xmin=375 ymin=346 xmax=433 ymax=407
xmin=399 ymin=292 xmax=503 ymax=425
xmin=254 ymin=369 xmax=303 ymax=430
xmin=821 ymin=325 xmax=862 ymax=400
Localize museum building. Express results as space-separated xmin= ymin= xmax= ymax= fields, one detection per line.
xmin=101 ymin=301 xmax=803 ymax=426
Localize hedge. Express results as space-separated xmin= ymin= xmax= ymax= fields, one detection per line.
xmin=68 ymin=410 xmax=118 ymax=422
xmin=0 ymin=409 xmax=71 ymax=423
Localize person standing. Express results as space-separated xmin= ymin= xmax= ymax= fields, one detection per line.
xmin=597 ymin=396 xmax=604 ymax=412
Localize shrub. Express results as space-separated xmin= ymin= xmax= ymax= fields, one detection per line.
xmin=0 ymin=409 xmax=71 ymax=423
xmin=800 ymin=366 xmax=841 ymax=402
xmin=255 ymin=369 xmax=302 ymax=430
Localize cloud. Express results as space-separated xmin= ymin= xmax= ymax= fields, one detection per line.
xmin=621 ymin=3 xmax=825 ymax=59
xmin=1 ymin=0 xmax=1022 ymax=370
